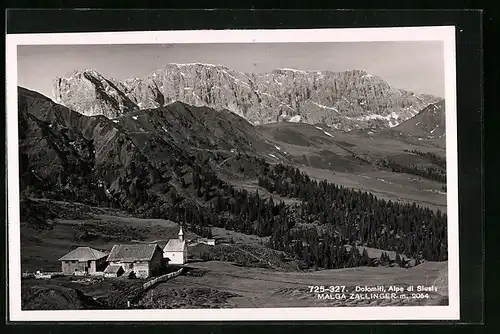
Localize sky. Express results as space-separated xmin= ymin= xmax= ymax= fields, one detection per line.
xmin=17 ymin=41 xmax=445 ymax=99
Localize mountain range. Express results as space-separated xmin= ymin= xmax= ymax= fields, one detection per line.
xmin=53 ymin=64 xmax=442 ymax=131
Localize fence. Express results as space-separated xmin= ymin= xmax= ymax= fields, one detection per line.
xmin=22 ymin=270 xmax=99 ymax=279
xmin=28 ymin=271 xmax=64 ymax=279
xmin=142 ymin=268 xmax=183 ymax=290
xmin=22 ymin=272 xmax=35 ymax=279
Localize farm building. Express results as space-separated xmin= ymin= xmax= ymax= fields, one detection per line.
xmin=105 ymin=243 xmax=164 ymax=279
xmin=197 ymin=238 xmax=216 ymax=246
xmin=163 ymin=226 xmax=188 ymax=264
xmin=103 ymin=264 xmax=125 ymax=278
xmin=58 ymin=247 xmax=108 ymax=276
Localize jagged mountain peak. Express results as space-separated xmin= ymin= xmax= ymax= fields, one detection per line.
xmin=345 ymin=68 xmax=369 ymax=75
xmin=166 ymin=62 xmax=230 ymax=69
xmin=53 ymin=68 xmax=139 ymax=118
xmin=53 ymin=64 xmax=442 ymax=131
xmin=58 ymin=68 xmax=104 ymax=80
xmin=272 ymin=68 xmax=310 ymax=75
xmin=78 ymin=67 xmax=101 ymax=76
xmin=147 ymin=63 xmax=233 ymax=78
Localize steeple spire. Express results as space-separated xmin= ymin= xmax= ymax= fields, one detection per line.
xmin=178 ymin=226 xmax=184 ymax=242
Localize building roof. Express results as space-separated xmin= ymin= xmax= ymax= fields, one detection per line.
xmin=106 ymin=244 xmax=163 ymax=262
xmin=164 ymin=239 xmax=186 ymax=252
xmin=58 ymin=247 xmax=109 ymax=261
xmin=104 ymin=264 xmax=124 ymax=274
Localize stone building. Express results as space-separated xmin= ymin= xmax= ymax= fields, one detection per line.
xmin=105 ymin=243 xmax=164 ymax=279
xmin=58 ymin=247 xmax=108 ymax=276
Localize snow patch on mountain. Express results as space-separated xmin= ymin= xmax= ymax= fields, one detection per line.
xmin=347 ymin=111 xmax=400 ymax=122
xmin=268 ymin=153 xmax=279 ymax=160
xmin=170 ymin=62 xmax=227 ymax=68
xmin=311 ymin=101 xmax=339 ymax=113
xmin=279 ymin=68 xmax=307 ymax=74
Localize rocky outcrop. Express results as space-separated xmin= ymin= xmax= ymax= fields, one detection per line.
xmin=53 ymin=68 xmax=139 ymax=118
xmin=53 ymin=64 xmax=441 ymax=131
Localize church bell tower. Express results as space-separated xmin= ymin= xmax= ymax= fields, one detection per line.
xmin=178 ymin=226 xmax=184 ymax=243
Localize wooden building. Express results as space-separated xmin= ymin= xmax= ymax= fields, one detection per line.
xmin=58 ymin=247 xmax=108 ymax=276
xmin=103 ymin=264 xmax=125 ymax=278
xmin=105 ymin=244 xmax=164 ymax=279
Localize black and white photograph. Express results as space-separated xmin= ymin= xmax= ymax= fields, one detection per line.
xmin=6 ymin=27 xmax=459 ymax=321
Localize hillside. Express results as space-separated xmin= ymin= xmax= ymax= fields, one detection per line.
xmin=18 ymin=87 xmax=292 ymax=213
xmin=53 ymin=65 xmax=441 ymax=131
xmin=389 ymin=100 xmax=446 ymax=139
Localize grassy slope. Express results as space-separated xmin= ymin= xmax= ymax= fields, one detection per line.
xmin=151 ymin=260 xmax=448 ymax=308
xmin=300 ymin=166 xmax=446 ymax=212
xmin=257 ymin=122 xmax=447 ymax=212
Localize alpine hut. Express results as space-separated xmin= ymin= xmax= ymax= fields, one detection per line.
xmin=105 ymin=243 xmax=164 ymax=279
xmin=58 ymin=247 xmax=108 ymax=276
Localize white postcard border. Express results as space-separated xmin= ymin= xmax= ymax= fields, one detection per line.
xmin=6 ymin=26 xmax=459 ymax=322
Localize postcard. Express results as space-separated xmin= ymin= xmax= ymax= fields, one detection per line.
xmin=6 ymin=26 xmax=459 ymax=321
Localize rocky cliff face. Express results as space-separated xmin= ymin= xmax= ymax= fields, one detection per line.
xmin=53 ymin=64 xmax=441 ymax=131
xmin=53 ymin=68 xmax=139 ymax=118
